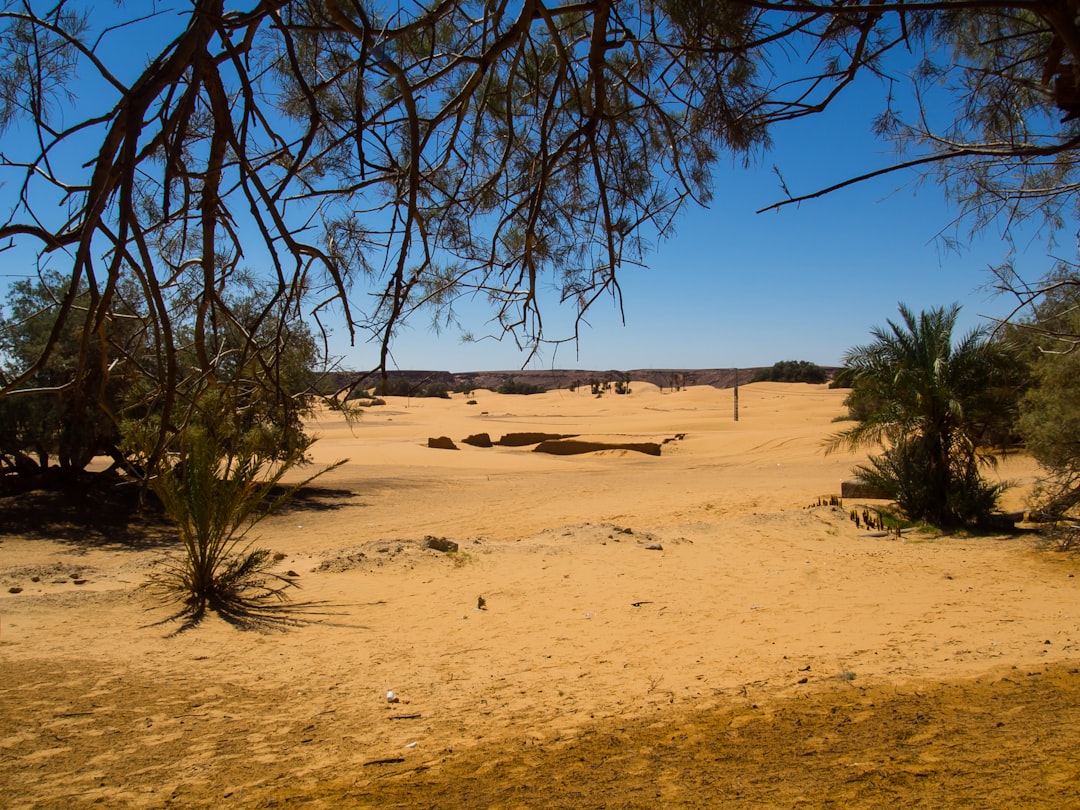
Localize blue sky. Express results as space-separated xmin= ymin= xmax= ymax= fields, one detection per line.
xmin=1 ymin=7 xmax=1068 ymax=375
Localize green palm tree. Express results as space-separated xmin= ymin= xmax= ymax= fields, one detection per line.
xmin=827 ymin=303 xmax=1022 ymax=527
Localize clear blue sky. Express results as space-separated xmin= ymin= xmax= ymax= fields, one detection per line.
xmin=1 ymin=9 xmax=1066 ymax=375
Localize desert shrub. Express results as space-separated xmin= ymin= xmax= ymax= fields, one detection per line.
xmin=666 ymin=373 xmax=690 ymax=392
xmin=372 ymin=377 xmax=402 ymax=396
xmin=497 ymin=379 xmax=546 ymax=395
xmin=373 ymin=377 xmax=450 ymax=397
xmin=371 ymin=377 xmax=406 ymax=396
xmin=827 ymin=303 xmax=1023 ymax=528
xmin=1011 ymin=271 xmax=1080 ymax=518
xmin=854 ymin=438 xmax=1005 ymax=528
xmin=348 ymin=393 xmax=386 ymax=407
xmin=386 ymin=380 xmax=449 ymax=397
xmin=423 ymin=382 xmax=451 ymax=398
xmin=0 ymin=273 xmax=323 ymax=487
xmin=1042 ymin=522 xmax=1080 ymax=551
xmin=0 ymin=274 xmax=134 ymax=482
xmin=145 ymin=424 xmax=344 ymax=618
xmin=752 ymin=360 xmax=828 ymax=384
xmin=828 ymin=367 xmax=855 ymax=389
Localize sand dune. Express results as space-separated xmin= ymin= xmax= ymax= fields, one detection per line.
xmin=1 ymin=382 xmax=1077 ymax=808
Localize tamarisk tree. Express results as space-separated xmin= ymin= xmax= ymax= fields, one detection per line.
xmin=4 ymin=0 xmax=1080 ymax=475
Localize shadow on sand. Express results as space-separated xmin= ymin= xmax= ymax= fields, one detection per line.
xmin=271 ymin=483 xmax=358 ymax=515
xmin=142 ymin=588 xmax=369 ymax=635
xmin=0 ymin=476 xmax=357 ymax=550
xmin=0 ymin=474 xmax=175 ymax=549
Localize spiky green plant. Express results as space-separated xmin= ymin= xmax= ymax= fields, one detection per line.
xmin=147 ymin=425 xmax=344 ymax=615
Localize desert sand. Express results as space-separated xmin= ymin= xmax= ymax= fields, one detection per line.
xmin=2 ymin=381 xmax=1079 ymax=808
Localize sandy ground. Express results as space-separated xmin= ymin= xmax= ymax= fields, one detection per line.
xmin=2 ymin=381 xmax=1079 ymax=808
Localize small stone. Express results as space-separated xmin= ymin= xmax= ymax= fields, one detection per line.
xmin=73 ymin=579 xmax=88 ymax=585
xmin=425 ymin=536 xmax=459 ymax=553
xmin=8 ymin=586 xmax=23 ymax=594
xmin=643 ymin=543 xmax=663 ymax=551
xmin=285 ymin=570 xmax=300 ymax=578
xmin=273 ymin=552 xmax=287 ymax=561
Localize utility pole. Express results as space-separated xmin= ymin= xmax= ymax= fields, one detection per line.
xmin=733 ymin=367 xmax=739 ymax=422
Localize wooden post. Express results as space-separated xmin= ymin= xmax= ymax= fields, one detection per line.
xmin=733 ymin=367 xmax=739 ymax=422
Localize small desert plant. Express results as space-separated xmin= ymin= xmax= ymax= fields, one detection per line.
xmin=147 ymin=425 xmax=344 ymax=617
xmin=447 ymin=550 xmax=475 ymax=568
xmin=1047 ymin=522 xmax=1080 ymax=551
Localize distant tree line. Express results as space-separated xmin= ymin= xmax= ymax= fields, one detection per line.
xmin=366 ymin=378 xmax=452 ymax=399
xmin=496 ymin=379 xmax=547 ymax=395
xmin=752 ymin=361 xmax=829 ymax=384
xmin=341 ymin=376 xmax=547 ymax=401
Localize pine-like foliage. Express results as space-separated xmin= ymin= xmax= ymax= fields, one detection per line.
xmin=147 ymin=424 xmax=344 ymax=620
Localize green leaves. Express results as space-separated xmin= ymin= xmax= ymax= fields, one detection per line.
xmin=1013 ymin=272 xmax=1080 ymax=518
xmin=829 ymin=303 xmax=1023 ymax=527
xmin=5 ymin=0 xmax=1079 ymax=475
xmin=146 ymin=422 xmax=345 ymax=617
